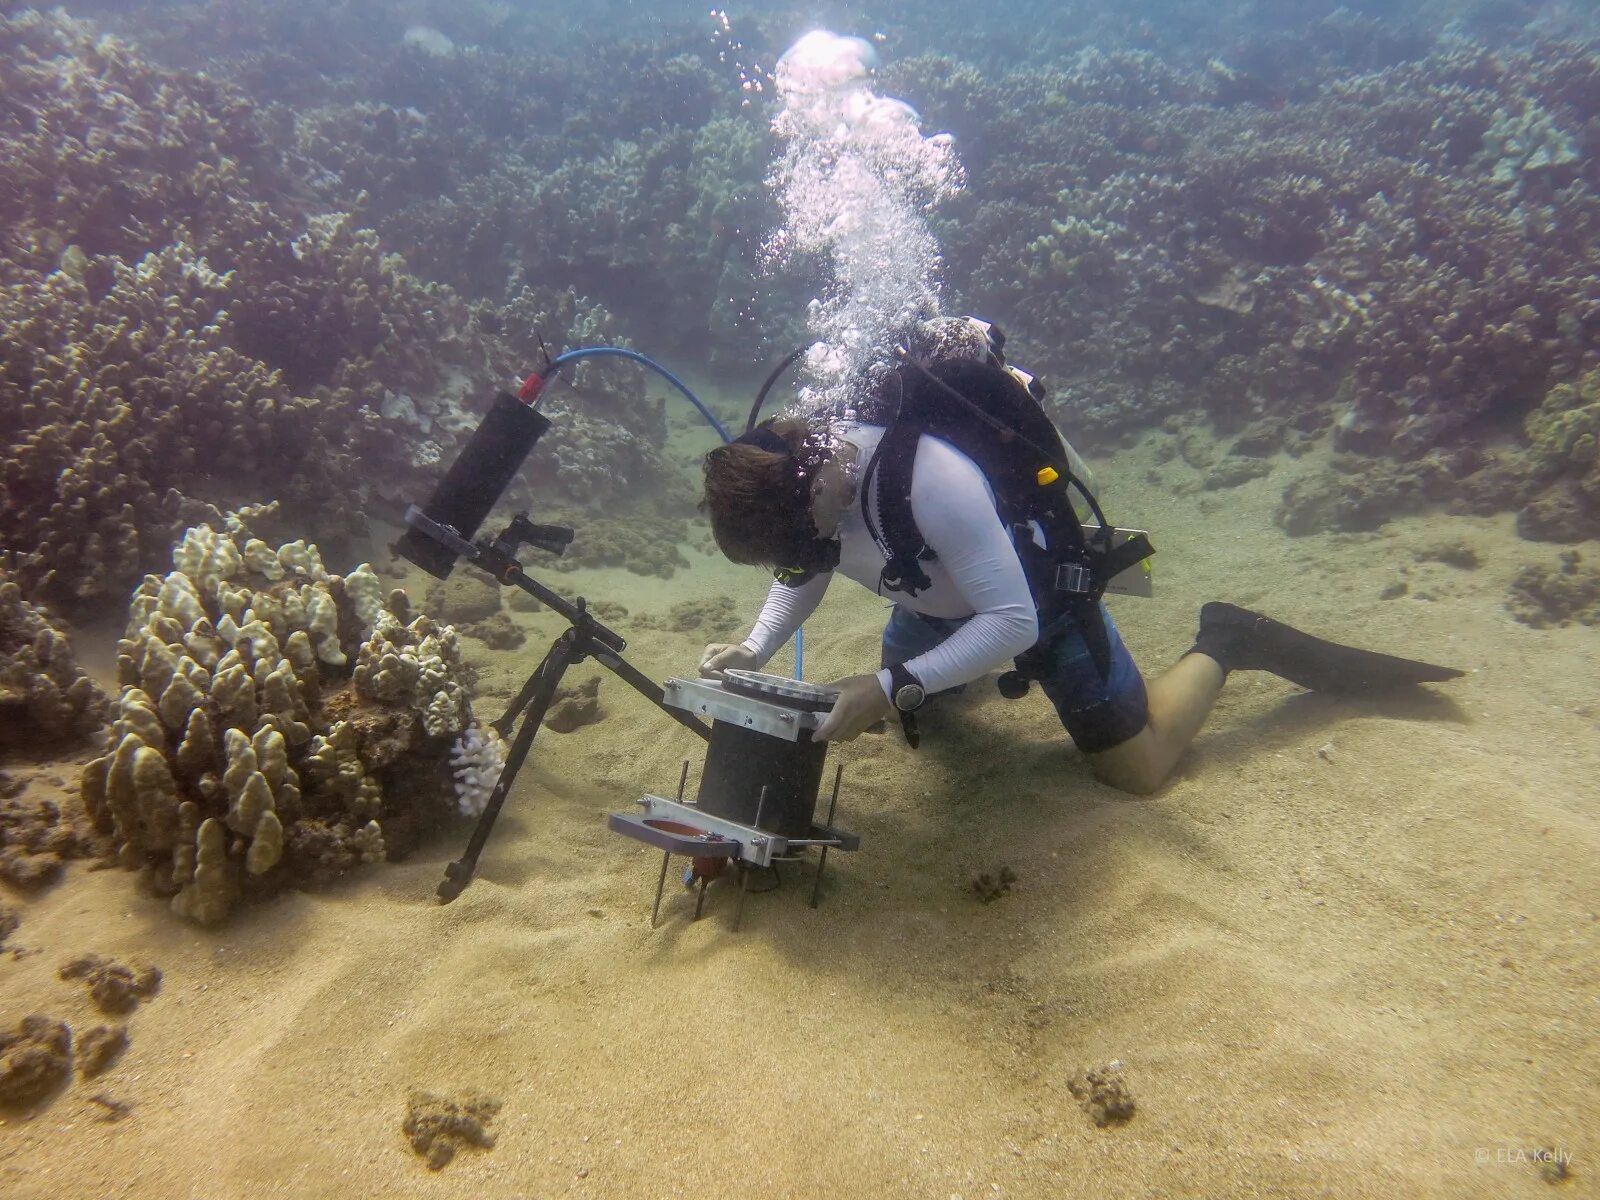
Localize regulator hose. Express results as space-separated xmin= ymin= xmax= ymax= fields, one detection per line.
xmin=526 ymin=346 xmax=807 ymax=678
xmin=540 ymin=346 xmax=732 ymax=444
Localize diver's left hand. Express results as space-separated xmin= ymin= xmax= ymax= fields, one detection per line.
xmin=813 ymin=673 xmax=893 ymax=742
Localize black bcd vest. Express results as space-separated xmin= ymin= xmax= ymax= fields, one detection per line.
xmin=858 ymin=358 xmax=1153 ymax=678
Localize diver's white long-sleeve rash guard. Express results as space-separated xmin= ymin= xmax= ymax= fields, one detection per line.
xmin=737 ymin=423 xmax=1040 ymax=701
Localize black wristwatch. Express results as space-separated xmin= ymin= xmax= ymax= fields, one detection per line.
xmin=887 ymin=662 xmax=926 ymax=712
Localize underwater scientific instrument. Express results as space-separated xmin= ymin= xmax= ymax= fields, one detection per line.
xmin=607 ymin=669 xmax=860 ymax=928
xmin=395 ymin=346 xmax=852 ymax=927
xmin=397 ymin=346 xmax=728 ymax=582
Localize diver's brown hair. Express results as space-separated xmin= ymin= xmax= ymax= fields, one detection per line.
xmin=701 ymin=417 xmax=817 ymax=566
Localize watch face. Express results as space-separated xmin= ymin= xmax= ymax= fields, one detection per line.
xmin=895 ymin=684 xmax=925 ymax=712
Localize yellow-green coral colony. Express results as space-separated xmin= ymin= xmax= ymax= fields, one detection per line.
xmin=0 ymin=579 xmax=110 ymax=746
xmin=1527 ymin=368 xmax=1600 ymax=494
xmin=78 ymin=523 xmax=471 ymax=924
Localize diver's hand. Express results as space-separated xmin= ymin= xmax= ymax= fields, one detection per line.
xmin=813 ymin=674 xmax=893 ymax=742
xmin=699 ymin=643 xmax=760 ymax=679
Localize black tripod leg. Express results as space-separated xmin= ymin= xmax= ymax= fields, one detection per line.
xmin=490 ymin=658 xmax=548 ymax=738
xmin=438 ymin=630 xmax=580 ymax=903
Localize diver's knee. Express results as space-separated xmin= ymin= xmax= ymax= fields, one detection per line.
xmin=1091 ymin=761 xmax=1163 ymax=796
xmin=1087 ymin=730 xmax=1167 ymax=795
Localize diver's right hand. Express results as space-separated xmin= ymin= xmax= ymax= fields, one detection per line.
xmin=699 ymin=643 xmax=760 ymax=679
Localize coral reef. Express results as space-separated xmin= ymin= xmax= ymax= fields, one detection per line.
xmin=541 ymin=511 xmax=693 ymax=579
xmin=84 ymin=0 xmax=789 ymax=360
xmin=0 ymin=11 xmax=672 ymax=612
xmin=0 ymin=577 xmax=109 ymax=751
xmin=886 ymin=28 xmax=1600 ymax=537
xmin=77 ymin=523 xmax=472 ymax=924
xmin=9 ymin=0 xmax=1599 ymax=585
xmin=0 ymin=1015 xmax=71 ymax=1107
xmin=1522 ymin=367 xmax=1600 ymax=537
xmin=403 ymin=1087 xmax=501 ymax=1170
xmin=292 ymin=36 xmax=768 ymax=355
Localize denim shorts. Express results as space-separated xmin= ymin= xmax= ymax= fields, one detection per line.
xmin=880 ymin=603 xmax=1149 ymax=754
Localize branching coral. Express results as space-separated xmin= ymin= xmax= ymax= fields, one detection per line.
xmin=449 ymin=726 xmax=506 ymax=819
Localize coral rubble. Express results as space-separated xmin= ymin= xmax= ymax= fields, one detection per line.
xmin=425 ymin=571 xmax=503 ymax=626
xmin=632 ymin=595 xmax=740 ymax=637
xmin=76 ymin=1025 xmax=129 ymax=1080
xmin=0 ymin=783 xmax=98 ymax=892
xmin=403 ymin=1087 xmax=501 ymax=1170
xmin=546 ymin=677 xmax=603 ymax=734
xmin=77 ymin=523 xmax=473 ymax=923
xmin=58 ymin=957 xmax=162 ymax=1015
xmin=971 ymin=866 xmax=1019 ymax=904
xmin=1507 ymin=551 xmax=1600 ymax=628
xmin=0 ymin=1015 xmax=71 ymax=1107
xmin=1068 ymin=1062 xmax=1137 ymax=1127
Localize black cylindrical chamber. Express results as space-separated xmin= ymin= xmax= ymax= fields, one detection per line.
xmin=395 ymin=391 xmax=553 ymax=579
xmin=695 ymin=721 xmax=826 ymax=838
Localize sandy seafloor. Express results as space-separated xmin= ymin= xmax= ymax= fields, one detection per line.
xmin=2 ymin=401 xmax=1597 ymax=1200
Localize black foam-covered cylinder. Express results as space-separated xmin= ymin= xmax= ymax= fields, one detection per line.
xmin=696 ymin=721 xmax=826 ymax=838
xmin=395 ymin=391 xmax=552 ymax=579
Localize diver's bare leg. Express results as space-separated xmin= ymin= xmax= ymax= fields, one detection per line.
xmin=1086 ymin=653 xmax=1224 ymax=795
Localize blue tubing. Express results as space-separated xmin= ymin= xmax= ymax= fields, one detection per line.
xmin=548 ymin=347 xmax=733 ymax=444
xmin=545 ymin=346 xmax=806 ymax=679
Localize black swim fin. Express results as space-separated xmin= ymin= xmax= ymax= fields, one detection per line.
xmin=1191 ymin=602 xmax=1464 ymax=693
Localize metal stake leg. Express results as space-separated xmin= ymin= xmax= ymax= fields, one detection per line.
xmin=649 ymin=761 xmax=693 ymax=929
xmin=733 ymin=865 xmax=750 ymax=933
xmin=810 ymin=763 xmax=844 ymax=909
xmin=650 ymin=851 xmax=671 ymax=929
xmin=694 ymin=875 xmax=710 ymax=920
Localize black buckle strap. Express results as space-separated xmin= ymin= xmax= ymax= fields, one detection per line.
xmin=1051 ymin=532 xmax=1154 ymax=596
xmin=1054 ymin=561 xmax=1094 ymax=594
xmin=1097 ymin=531 xmax=1155 ymax=579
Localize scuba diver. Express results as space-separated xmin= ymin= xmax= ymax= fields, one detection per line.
xmin=698 ymin=317 xmax=1462 ymax=795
